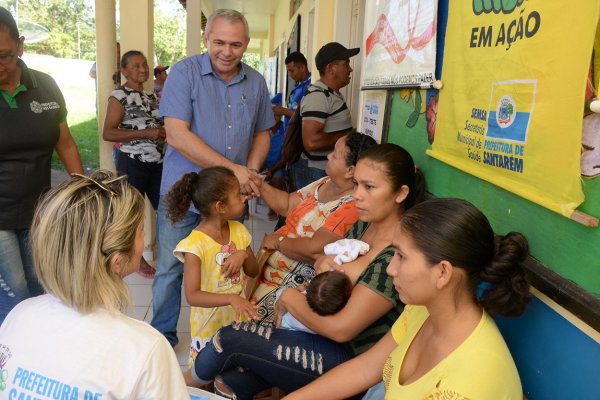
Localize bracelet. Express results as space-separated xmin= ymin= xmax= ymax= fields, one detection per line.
xmin=275 ymin=236 xmax=285 ymax=251
xmin=249 ymin=168 xmax=259 ymax=173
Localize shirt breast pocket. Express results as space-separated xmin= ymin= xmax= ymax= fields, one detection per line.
xmin=238 ymin=97 xmax=258 ymax=129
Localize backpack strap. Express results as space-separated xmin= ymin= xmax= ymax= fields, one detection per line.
xmin=300 ymin=85 xmax=349 ymax=161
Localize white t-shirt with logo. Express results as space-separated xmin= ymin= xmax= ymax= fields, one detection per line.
xmin=0 ymin=294 xmax=189 ymax=399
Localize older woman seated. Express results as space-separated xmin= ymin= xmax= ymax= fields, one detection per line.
xmin=248 ymin=131 xmax=376 ymax=323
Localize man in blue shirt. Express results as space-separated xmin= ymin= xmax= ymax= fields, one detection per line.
xmin=272 ymin=51 xmax=311 ymax=134
xmin=152 ymin=8 xmax=274 ymax=347
xmin=269 ymin=52 xmax=311 ymax=198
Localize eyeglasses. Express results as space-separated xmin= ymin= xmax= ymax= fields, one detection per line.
xmin=71 ymin=173 xmax=128 ymax=197
xmin=0 ymin=53 xmax=17 ymax=65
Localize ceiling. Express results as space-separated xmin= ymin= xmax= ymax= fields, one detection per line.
xmin=181 ymin=0 xmax=282 ymax=51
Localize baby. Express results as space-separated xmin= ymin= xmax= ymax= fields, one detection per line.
xmin=279 ymin=270 xmax=352 ymax=333
xmin=278 ymin=239 xmax=369 ymax=333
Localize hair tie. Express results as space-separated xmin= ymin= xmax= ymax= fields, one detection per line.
xmin=476 ymin=280 xmax=492 ymax=301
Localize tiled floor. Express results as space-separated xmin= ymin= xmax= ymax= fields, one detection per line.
xmin=123 ymin=198 xmax=277 ymax=370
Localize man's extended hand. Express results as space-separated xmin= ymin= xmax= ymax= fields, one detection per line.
xmin=232 ymin=165 xmax=260 ymax=196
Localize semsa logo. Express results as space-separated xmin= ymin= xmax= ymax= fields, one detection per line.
xmin=473 ymin=0 xmax=524 ymax=15
xmin=496 ymin=95 xmax=516 ymax=128
xmin=486 ymin=80 xmax=536 ymax=144
xmin=29 ymin=101 xmax=60 ymax=114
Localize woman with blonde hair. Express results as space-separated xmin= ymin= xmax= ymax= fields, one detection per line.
xmin=0 ymin=171 xmax=189 ymax=399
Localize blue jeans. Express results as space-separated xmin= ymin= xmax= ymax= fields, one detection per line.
xmin=150 ymin=196 xmax=200 ymax=346
xmin=288 ymin=157 xmax=327 ymax=192
xmin=361 ymin=381 xmax=385 ymax=400
xmin=193 ymin=322 xmax=360 ymax=400
xmin=0 ymin=229 xmax=44 ymax=325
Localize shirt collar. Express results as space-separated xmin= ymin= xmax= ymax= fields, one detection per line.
xmin=313 ymin=79 xmax=336 ymax=95
xmin=17 ymin=58 xmax=38 ymax=89
xmin=296 ymin=72 xmax=311 ymax=87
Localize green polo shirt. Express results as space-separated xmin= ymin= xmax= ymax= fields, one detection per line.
xmin=0 ymin=59 xmax=68 ymax=229
xmin=0 ymin=82 xmax=27 ymax=108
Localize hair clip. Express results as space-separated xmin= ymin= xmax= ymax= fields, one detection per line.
xmin=71 ymin=173 xmax=127 ymax=197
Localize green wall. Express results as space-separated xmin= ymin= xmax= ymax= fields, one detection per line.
xmin=387 ymin=90 xmax=600 ymax=297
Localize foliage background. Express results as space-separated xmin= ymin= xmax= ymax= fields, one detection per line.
xmin=0 ymin=0 xmax=190 ymax=65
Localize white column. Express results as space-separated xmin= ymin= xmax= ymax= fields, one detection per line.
xmin=119 ymin=0 xmax=157 ymax=263
xmin=95 ymin=0 xmax=117 ymax=172
xmin=120 ymin=0 xmax=154 ymax=92
xmin=186 ymin=0 xmax=203 ymax=56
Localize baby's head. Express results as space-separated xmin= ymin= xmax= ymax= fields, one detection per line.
xmin=306 ymin=271 xmax=352 ymax=316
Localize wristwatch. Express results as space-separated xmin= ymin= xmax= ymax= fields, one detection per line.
xmin=275 ymin=236 xmax=285 ymax=251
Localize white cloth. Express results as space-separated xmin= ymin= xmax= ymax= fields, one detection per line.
xmin=281 ymin=313 xmax=316 ymax=334
xmin=324 ymin=238 xmax=370 ymax=265
xmin=582 ymin=113 xmax=600 ymax=177
xmin=275 ymin=287 xmax=315 ymax=334
xmin=0 ymin=294 xmax=189 ymax=399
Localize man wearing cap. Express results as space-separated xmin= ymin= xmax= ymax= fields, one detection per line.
xmin=289 ymin=42 xmax=359 ymax=190
xmin=153 ymin=65 xmax=169 ymax=102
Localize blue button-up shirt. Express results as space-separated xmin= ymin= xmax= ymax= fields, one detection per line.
xmin=159 ymin=53 xmax=275 ymax=195
xmin=282 ymin=73 xmax=312 ymax=132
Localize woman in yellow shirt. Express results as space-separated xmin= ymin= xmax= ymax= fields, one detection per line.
xmin=285 ymin=198 xmax=530 ymax=400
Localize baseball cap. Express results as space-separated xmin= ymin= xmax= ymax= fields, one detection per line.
xmin=315 ymin=42 xmax=360 ymax=71
xmin=154 ymin=65 xmax=169 ymax=76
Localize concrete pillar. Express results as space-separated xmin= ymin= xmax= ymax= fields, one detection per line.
xmin=120 ymin=0 xmax=154 ymax=92
xmin=312 ymin=0 xmax=334 ymax=79
xmin=95 ymin=0 xmax=117 ymax=173
xmin=186 ymin=0 xmax=203 ymax=56
xmin=119 ymin=0 xmax=157 ymax=263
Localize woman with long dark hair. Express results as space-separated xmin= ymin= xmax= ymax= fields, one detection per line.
xmin=286 ymin=198 xmax=530 ymax=399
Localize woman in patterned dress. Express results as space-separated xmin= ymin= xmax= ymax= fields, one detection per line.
xmin=248 ymin=131 xmax=376 ymax=324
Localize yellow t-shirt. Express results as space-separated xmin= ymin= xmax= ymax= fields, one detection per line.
xmin=383 ymin=305 xmax=522 ymax=400
xmin=174 ymin=220 xmax=252 ymax=368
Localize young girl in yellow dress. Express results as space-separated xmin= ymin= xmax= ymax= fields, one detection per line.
xmin=165 ymin=166 xmax=259 ymax=384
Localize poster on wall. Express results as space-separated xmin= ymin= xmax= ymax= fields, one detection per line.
xmin=359 ymin=90 xmax=388 ymax=142
xmin=265 ymin=56 xmax=278 ymax=98
xmin=361 ymin=0 xmax=437 ymax=89
xmin=428 ymin=0 xmax=599 ymax=217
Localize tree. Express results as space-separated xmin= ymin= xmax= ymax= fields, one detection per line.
xmin=153 ymin=4 xmax=188 ymax=66
xmin=243 ymin=53 xmax=263 ymax=73
xmin=17 ymin=0 xmax=96 ymax=60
